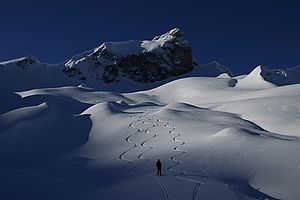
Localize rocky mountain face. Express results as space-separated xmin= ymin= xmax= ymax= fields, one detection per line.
xmin=0 ymin=56 xmax=39 ymax=69
xmin=0 ymin=28 xmax=235 ymax=92
xmin=3 ymin=28 xmax=300 ymax=91
xmin=259 ymin=65 xmax=300 ymax=86
xmin=63 ymin=28 xmax=195 ymax=83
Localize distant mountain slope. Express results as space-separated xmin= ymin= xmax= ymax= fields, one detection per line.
xmin=191 ymin=61 xmax=234 ymax=77
xmin=259 ymin=65 xmax=300 ymax=86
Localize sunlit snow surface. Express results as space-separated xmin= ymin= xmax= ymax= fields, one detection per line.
xmin=1 ymin=74 xmax=300 ymax=200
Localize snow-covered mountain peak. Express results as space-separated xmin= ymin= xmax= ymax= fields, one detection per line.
xmin=152 ymin=28 xmax=188 ymax=46
xmin=247 ymin=65 xmax=266 ymax=77
xmin=0 ymin=28 xmax=237 ymax=92
xmin=88 ymin=28 xmax=189 ymax=58
xmin=3 ymin=28 xmax=300 ymax=92
xmin=63 ymin=28 xmax=194 ymax=83
xmin=0 ymin=55 xmax=39 ymax=68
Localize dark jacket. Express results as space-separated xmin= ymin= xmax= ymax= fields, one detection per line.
xmin=156 ymin=159 xmax=162 ymax=169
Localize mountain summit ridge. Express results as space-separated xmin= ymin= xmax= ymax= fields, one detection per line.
xmin=1 ymin=28 xmax=300 ymax=92
xmin=0 ymin=28 xmax=232 ymax=91
xmin=63 ymin=28 xmax=196 ymax=83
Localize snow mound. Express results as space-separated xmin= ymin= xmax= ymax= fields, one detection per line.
xmin=77 ymin=84 xmax=93 ymax=90
xmin=82 ymin=102 xmax=126 ymax=115
xmin=0 ymin=102 xmax=92 ymax=165
xmin=237 ymin=65 xmax=300 ymax=89
xmin=217 ymin=73 xmax=231 ymax=78
xmin=146 ymin=27 xmax=189 ymax=49
xmin=237 ymin=65 xmax=276 ymax=89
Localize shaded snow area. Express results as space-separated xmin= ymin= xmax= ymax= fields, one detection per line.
xmin=1 ymin=76 xmax=300 ymax=200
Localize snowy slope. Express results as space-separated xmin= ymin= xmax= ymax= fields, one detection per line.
xmin=2 ymin=29 xmax=300 ymax=200
xmin=236 ymin=66 xmax=276 ymax=89
xmin=1 ymin=73 xmax=300 ymax=200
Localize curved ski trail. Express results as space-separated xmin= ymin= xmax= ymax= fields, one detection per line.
xmin=118 ymin=107 xmax=171 ymax=200
xmin=162 ymin=120 xmax=203 ymax=200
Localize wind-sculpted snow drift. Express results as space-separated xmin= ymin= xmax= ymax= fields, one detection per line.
xmin=1 ymin=29 xmax=300 ymax=200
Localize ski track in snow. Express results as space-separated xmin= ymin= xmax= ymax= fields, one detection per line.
xmin=162 ymin=120 xmax=203 ymax=200
xmin=119 ymin=106 xmax=280 ymax=200
xmin=157 ymin=111 xmax=282 ymax=200
xmin=118 ymin=106 xmax=281 ymax=200
xmin=119 ymin=108 xmax=171 ymax=200
xmin=148 ymin=174 xmax=171 ymax=200
xmin=117 ymin=118 xmax=140 ymax=172
xmin=119 ymin=107 xmax=206 ymax=200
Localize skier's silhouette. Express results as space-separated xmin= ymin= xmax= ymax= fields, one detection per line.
xmin=156 ymin=159 xmax=162 ymax=176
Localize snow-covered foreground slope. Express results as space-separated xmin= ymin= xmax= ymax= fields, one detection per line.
xmin=1 ymin=76 xmax=300 ymax=200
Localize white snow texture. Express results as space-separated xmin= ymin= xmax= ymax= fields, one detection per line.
xmin=1 ymin=29 xmax=300 ymax=200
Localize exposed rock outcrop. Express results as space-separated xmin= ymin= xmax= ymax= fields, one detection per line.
xmin=64 ymin=28 xmax=195 ymax=83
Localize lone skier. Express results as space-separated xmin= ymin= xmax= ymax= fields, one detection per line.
xmin=156 ymin=159 xmax=162 ymax=176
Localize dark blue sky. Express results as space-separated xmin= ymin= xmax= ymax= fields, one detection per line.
xmin=1 ymin=0 xmax=299 ymax=75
